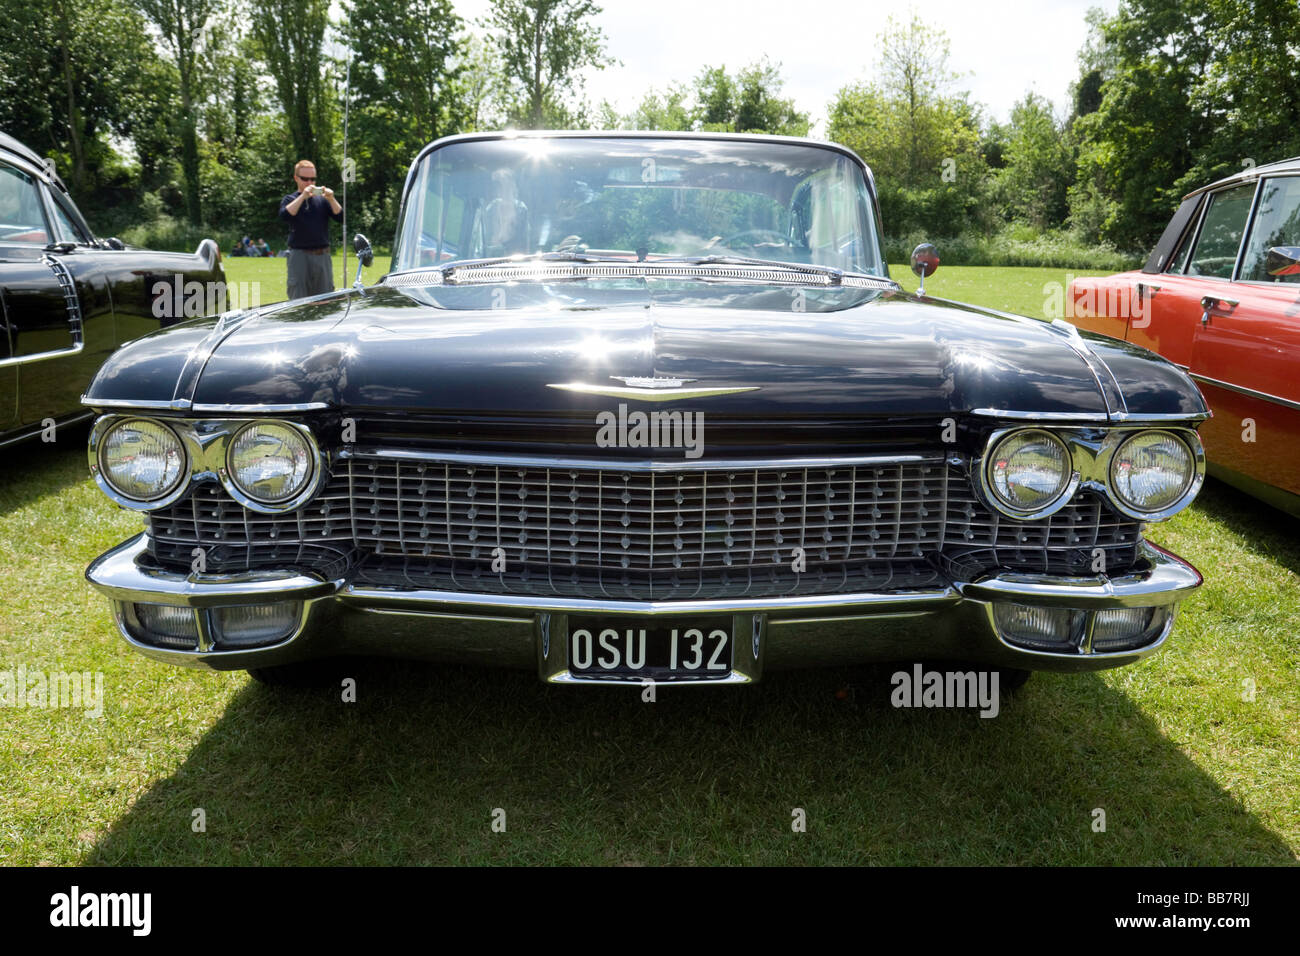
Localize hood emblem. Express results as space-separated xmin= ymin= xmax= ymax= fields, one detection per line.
xmin=548 ymin=376 xmax=759 ymax=401
xmin=610 ymin=375 xmax=694 ymax=389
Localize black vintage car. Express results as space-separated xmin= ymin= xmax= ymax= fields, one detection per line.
xmin=83 ymin=132 xmax=1208 ymax=689
xmin=0 ymin=131 xmax=224 ymax=446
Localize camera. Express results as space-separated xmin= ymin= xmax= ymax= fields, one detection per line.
xmin=313 ymin=185 xmax=325 ymax=197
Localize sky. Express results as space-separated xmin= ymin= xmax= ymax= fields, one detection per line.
xmin=452 ymin=0 xmax=1120 ymax=133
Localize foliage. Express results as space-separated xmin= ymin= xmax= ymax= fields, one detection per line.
xmin=483 ymin=0 xmax=615 ymax=129
xmin=1069 ymin=0 xmax=1300 ymax=250
xmin=828 ymin=15 xmax=990 ymax=237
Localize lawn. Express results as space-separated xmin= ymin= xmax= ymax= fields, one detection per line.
xmin=0 ymin=265 xmax=1295 ymax=865
xmin=222 ymin=254 xmax=391 ymax=305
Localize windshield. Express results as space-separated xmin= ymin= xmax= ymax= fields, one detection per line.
xmin=393 ymin=137 xmax=885 ymax=276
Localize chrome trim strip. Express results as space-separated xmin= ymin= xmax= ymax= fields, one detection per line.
xmin=1189 ymin=372 xmax=1300 ymax=412
xmin=340 ymin=584 xmax=961 ymax=616
xmin=0 ymin=410 xmax=94 ymax=448
xmin=971 ymin=408 xmax=1211 ymax=423
xmin=545 ymin=382 xmax=760 ymax=401
xmin=342 ymin=446 xmax=943 ymax=472
xmin=1050 ymin=318 xmax=1129 ymax=418
xmin=971 ymin=408 xmax=1110 ymax=421
xmin=962 ymin=542 xmax=1201 ymax=609
xmin=0 ymin=341 xmax=83 ymax=368
xmin=190 ymin=402 xmax=331 ymax=413
xmin=86 ymin=533 xmax=341 ymax=607
xmin=81 ymin=396 xmax=191 ymax=411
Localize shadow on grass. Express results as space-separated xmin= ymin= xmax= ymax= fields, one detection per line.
xmin=1195 ymin=477 xmax=1300 ymax=577
xmin=88 ymin=659 xmax=1294 ymax=865
xmin=0 ymin=422 xmax=92 ymax=515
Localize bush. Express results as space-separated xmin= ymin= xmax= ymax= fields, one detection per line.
xmin=884 ymin=227 xmax=1141 ymax=271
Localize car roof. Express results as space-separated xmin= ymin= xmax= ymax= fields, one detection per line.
xmin=0 ymin=130 xmax=71 ymax=194
xmin=1186 ymin=155 xmax=1300 ymax=198
xmin=410 ymin=129 xmax=874 ymax=177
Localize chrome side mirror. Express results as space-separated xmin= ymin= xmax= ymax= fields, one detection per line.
xmin=910 ymin=243 xmax=940 ymax=295
xmin=353 ymin=233 xmax=374 ymax=289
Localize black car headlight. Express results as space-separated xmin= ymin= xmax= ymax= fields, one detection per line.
xmin=984 ymin=428 xmax=1074 ymax=516
xmin=225 ymin=421 xmax=316 ymax=506
xmin=1109 ymin=430 xmax=1196 ymax=516
xmin=97 ymin=418 xmax=187 ymax=503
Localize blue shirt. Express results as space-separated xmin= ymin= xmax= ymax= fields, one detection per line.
xmin=279 ymin=192 xmax=343 ymax=250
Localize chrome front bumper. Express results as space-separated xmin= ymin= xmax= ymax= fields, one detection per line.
xmin=86 ymin=534 xmax=1202 ymax=681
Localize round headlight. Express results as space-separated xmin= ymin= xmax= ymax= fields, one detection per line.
xmin=987 ymin=429 xmax=1072 ymax=514
xmin=227 ymin=422 xmax=314 ymax=504
xmin=98 ymin=418 xmax=186 ymax=502
xmin=1110 ymin=431 xmax=1194 ymax=514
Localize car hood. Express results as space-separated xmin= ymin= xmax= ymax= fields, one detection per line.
xmin=84 ymin=280 xmax=1207 ymax=420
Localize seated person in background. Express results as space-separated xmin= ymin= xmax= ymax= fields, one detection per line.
xmin=256 ymin=238 xmax=272 ymax=256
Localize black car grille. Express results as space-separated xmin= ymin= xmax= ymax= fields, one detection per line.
xmin=145 ymin=452 xmax=1143 ymax=600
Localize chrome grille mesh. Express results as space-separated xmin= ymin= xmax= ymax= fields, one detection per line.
xmin=146 ymin=453 xmax=1143 ymax=598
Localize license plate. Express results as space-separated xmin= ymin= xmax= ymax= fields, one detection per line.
xmin=567 ymin=616 xmax=734 ymax=681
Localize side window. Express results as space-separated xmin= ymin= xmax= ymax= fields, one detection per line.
xmin=47 ymin=190 xmax=89 ymax=243
xmin=1186 ymin=183 xmax=1256 ymax=279
xmin=1238 ymin=176 xmax=1300 ymax=283
xmin=0 ymin=162 xmax=51 ymax=243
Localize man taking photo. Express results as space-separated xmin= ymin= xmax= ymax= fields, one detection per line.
xmin=279 ymin=159 xmax=343 ymax=299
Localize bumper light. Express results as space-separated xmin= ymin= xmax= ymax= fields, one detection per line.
xmin=1091 ymin=606 xmax=1170 ymax=652
xmin=127 ymin=603 xmax=199 ymax=650
xmin=993 ymin=603 xmax=1084 ymax=651
xmin=212 ymin=602 xmax=301 ymax=648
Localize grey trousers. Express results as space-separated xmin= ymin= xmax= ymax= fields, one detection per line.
xmin=286 ymin=248 xmax=334 ymax=300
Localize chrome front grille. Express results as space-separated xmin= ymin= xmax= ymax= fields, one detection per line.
xmin=146 ymin=451 xmax=1144 ymax=598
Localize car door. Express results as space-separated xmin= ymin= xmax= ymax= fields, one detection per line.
xmin=0 ymin=159 xmax=53 ymax=435
xmin=1128 ymin=183 xmax=1259 ymax=369
xmin=0 ymin=159 xmax=117 ymax=438
xmin=1067 ymin=194 xmax=1205 ymax=362
xmin=1189 ymin=175 xmax=1300 ymax=500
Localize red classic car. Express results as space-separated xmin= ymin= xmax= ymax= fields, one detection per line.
xmin=1069 ymin=158 xmax=1300 ymax=517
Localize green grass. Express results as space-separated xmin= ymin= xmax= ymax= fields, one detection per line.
xmin=221 ymin=255 xmax=392 ymax=306
xmin=0 ymin=266 xmax=1296 ymax=865
xmin=889 ymin=262 xmax=1113 ymax=320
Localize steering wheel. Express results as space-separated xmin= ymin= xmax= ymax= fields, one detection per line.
xmin=716 ymin=228 xmax=790 ymax=254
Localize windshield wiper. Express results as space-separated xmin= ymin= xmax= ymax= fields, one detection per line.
xmin=648 ymin=254 xmax=859 ymax=284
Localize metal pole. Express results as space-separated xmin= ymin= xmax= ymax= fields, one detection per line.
xmin=341 ymin=12 xmax=352 ymax=289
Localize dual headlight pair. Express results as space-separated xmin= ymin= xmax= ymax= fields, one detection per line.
xmin=93 ymin=418 xmax=315 ymax=510
xmin=983 ymin=427 xmax=1201 ymax=520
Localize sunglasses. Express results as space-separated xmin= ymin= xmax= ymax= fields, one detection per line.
xmin=298 ymin=175 xmax=317 ymax=182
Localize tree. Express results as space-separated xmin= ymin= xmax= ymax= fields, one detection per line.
xmin=1066 ymin=0 xmax=1300 ymax=250
xmin=345 ymin=0 xmax=467 ymax=237
xmin=248 ymin=0 xmax=332 ymax=167
xmin=484 ymin=0 xmax=614 ymax=128
xmin=827 ymin=15 xmax=988 ymax=236
xmin=692 ymin=60 xmax=809 ymax=136
xmin=134 ymin=0 xmax=223 ymax=224
xmin=996 ymin=93 xmax=1073 ymax=229
xmin=0 ymin=0 xmax=158 ymax=193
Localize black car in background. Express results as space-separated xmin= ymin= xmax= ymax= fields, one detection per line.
xmin=0 ymin=131 xmax=225 ymax=447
